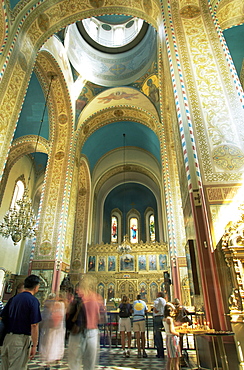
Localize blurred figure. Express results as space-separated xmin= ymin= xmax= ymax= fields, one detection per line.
xmin=0 ymin=275 xmax=42 ymax=369
xmin=39 ymin=293 xmax=66 ymax=370
xmin=174 ymin=298 xmax=191 ymax=367
xmin=133 ymin=294 xmax=148 ymax=358
xmin=153 ymin=291 xmax=166 ymax=358
xmin=118 ymin=295 xmax=132 ymax=357
xmin=68 ymin=275 xmax=104 ymax=370
xmin=163 ymin=304 xmax=181 ymax=370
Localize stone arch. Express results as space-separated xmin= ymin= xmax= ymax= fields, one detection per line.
xmin=0 ymin=0 xmax=162 ymax=177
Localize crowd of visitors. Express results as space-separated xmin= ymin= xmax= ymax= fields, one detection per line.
xmin=0 ymin=275 xmax=190 ymax=370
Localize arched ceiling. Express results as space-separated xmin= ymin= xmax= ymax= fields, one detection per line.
xmin=81 ymin=121 xmax=161 ymax=173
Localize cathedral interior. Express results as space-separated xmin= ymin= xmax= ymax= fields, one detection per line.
xmin=0 ymin=0 xmax=244 ymax=368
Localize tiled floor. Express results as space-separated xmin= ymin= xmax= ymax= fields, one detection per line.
xmin=24 ymin=347 xmax=197 ymax=369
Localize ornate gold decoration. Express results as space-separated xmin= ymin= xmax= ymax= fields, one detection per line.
xmin=18 ymin=52 xmax=28 ymax=71
xmin=212 ymin=145 xmax=244 ymax=171
xmin=39 ymin=241 xmax=52 ymax=256
xmin=37 ymin=13 xmax=50 ymax=32
xmin=59 ymin=113 xmax=68 ymax=124
xmin=55 ymin=151 xmax=65 ymax=160
xmin=180 ymin=5 xmax=201 ymax=18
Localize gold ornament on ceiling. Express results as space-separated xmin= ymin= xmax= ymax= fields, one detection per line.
xmin=90 ymin=0 xmax=104 ymax=8
xmin=79 ymin=187 xmax=87 ymax=196
xmin=71 ymin=259 xmax=82 ymax=271
xmin=212 ymin=145 xmax=244 ymax=171
xmin=37 ymin=13 xmax=50 ymax=32
xmin=83 ymin=125 xmax=90 ymax=135
xmin=18 ymin=52 xmax=27 ymax=71
xmin=55 ymin=151 xmax=65 ymax=160
xmin=39 ymin=241 xmax=52 ymax=255
xmin=180 ymin=5 xmax=201 ymax=18
xmin=114 ymin=109 xmax=124 ymax=117
xmin=59 ymin=113 xmax=68 ymax=124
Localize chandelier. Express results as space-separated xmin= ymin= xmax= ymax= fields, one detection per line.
xmin=0 ymin=190 xmax=36 ymax=244
xmin=0 ymin=73 xmax=56 ymax=244
xmin=117 ymin=234 xmax=132 ymax=254
xmin=117 ymin=133 xmax=132 ymax=255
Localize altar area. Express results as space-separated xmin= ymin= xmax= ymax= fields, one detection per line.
xmin=86 ymin=239 xmax=173 ymax=307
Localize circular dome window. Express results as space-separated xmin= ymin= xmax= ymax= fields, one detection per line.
xmin=78 ymin=16 xmax=148 ymax=53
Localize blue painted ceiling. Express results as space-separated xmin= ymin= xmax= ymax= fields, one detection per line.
xmin=81 ymin=121 xmax=161 ymax=172
xmin=223 ymin=24 xmax=244 ymax=78
xmin=96 ymin=15 xmax=132 ymax=24
xmin=14 ymin=73 xmax=49 ymax=141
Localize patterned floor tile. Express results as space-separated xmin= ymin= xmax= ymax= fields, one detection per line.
xmin=1 ymin=347 xmax=197 ymax=369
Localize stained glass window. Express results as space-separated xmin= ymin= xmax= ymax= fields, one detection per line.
xmin=111 ymin=215 xmax=118 ymax=243
xmin=130 ymin=217 xmax=138 ymax=243
xmin=149 ymin=214 xmax=155 ymax=241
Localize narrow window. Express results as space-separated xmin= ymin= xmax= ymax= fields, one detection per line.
xmin=11 ymin=180 xmax=25 ymax=209
xmin=130 ymin=217 xmax=138 ymax=243
xmin=111 ymin=215 xmax=118 ymax=243
xmin=149 ymin=214 xmax=155 ymax=242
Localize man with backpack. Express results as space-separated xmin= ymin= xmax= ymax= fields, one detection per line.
xmin=132 ymin=294 xmax=148 ymax=358
xmin=118 ymin=295 xmax=132 ymax=357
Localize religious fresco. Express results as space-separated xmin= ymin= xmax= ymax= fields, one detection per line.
xmin=138 ymin=255 xmax=147 ymax=270
xmin=120 ymin=254 xmax=134 ymax=271
xmin=108 ymin=256 xmax=116 ymax=271
xmin=149 ymin=254 xmax=157 ymax=270
xmin=142 ymin=74 xmax=160 ymax=111
xmin=150 ymin=282 xmax=158 ymax=301
xmin=97 ymin=282 xmax=105 ymax=299
xmin=159 ymin=254 xmax=167 ymax=270
xmin=98 ymin=256 xmax=106 ymax=271
xmin=139 ymin=282 xmax=148 ymax=302
xmin=88 ymin=255 xmax=96 ymax=271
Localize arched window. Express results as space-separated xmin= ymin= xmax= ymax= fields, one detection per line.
xmin=145 ymin=207 xmax=156 ymax=242
xmin=129 ymin=217 xmax=138 ymax=243
xmin=111 ymin=215 xmax=118 ymax=243
xmin=111 ymin=209 xmax=122 ymax=243
xmin=149 ymin=214 xmax=155 ymax=242
xmin=11 ymin=179 xmax=25 ymax=209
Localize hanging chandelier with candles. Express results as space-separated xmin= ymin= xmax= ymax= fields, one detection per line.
xmin=117 ymin=234 xmax=132 ymax=254
xmin=0 ymin=73 xmax=56 ymax=244
xmin=117 ymin=133 xmax=132 ymax=255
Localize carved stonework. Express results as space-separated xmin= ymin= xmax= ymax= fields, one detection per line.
xmin=221 ymin=203 xmax=244 ymax=315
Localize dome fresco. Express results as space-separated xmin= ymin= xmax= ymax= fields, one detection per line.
xmin=65 ymin=23 xmax=157 ymax=86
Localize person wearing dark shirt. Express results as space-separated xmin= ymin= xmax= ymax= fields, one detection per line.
xmin=0 ymin=274 xmax=42 ymax=370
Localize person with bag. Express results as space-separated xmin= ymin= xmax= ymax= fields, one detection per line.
xmin=118 ymin=295 xmax=132 ymax=357
xmin=68 ymin=275 xmax=104 ymax=370
xmin=132 ymin=294 xmax=148 ymax=358
xmin=174 ymin=298 xmax=191 ymax=367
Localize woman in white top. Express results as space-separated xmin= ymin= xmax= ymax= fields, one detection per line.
xmin=163 ymin=304 xmax=181 ymax=370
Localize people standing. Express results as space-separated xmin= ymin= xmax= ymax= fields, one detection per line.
xmin=118 ymin=295 xmax=132 ymax=357
xmin=153 ymin=291 xmax=166 ymax=358
xmin=0 ymin=274 xmax=42 ymax=370
xmin=163 ymin=304 xmax=181 ymax=370
xmin=39 ymin=293 xmax=66 ymax=370
xmin=132 ymin=294 xmax=148 ymax=358
xmin=68 ymin=275 xmax=104 ymax=370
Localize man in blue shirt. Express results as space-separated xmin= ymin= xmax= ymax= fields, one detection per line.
xmin=133 ymin=294 xmax=148 ymax=358
xmin=1 ymin=274 xmax=42 ymax=370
